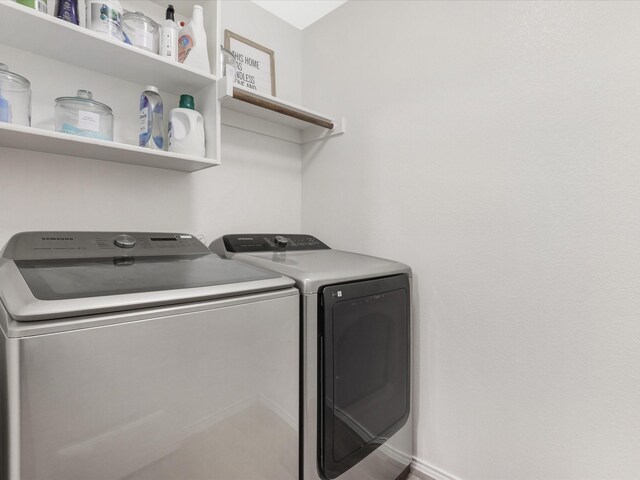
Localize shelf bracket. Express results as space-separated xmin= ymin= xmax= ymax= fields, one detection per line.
xmin=301 ymin=117 xmax=346 ymax=145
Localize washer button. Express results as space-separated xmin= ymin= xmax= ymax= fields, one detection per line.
xmin=274 ymin=235 xmax=289 ymax=248
xmin=114 ymin=234 xmax=136 ymax=249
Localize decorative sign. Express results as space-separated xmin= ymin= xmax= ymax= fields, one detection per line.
xmin=224 ymin=30 xmax=276 ymax=96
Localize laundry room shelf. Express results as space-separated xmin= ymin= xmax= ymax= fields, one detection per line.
xmin=0 ymin=1 xmax=216 ymax=95
xmin=0 ymin=123 xmax=218 ymax=172
xmin=218 ymin=76 xmax=345 ymax=144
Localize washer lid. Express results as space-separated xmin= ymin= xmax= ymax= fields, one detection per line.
xmin=0 ymin=232 xmax=293 ymax=321
xmin=210 ymin=234 xmax=412 ymax=294
xmin=227 ymin=249 xmax=411 ymax=294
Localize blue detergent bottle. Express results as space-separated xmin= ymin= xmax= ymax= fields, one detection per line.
xmin=139 ymin=86 xmax=164 ymax=150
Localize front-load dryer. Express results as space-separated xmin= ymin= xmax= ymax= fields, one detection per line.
xmin=0 ymin=231 xmax=299 ymax=480
xmin=211 ymin=234 xmax=413 ymax=480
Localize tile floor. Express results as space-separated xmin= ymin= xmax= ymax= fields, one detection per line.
xmin=408 ymin=473 xmax=435 ymax=480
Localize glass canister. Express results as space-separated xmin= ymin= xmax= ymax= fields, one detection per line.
xmin=55 ymin=90 xmax=114 ymax=141
xmin=122 ymin=12 xmax=159 ymax=54
xmin=85 ymin=0 xmax=125 ymax=42
xmin=219 ymin=46 xmax=236 ymax=78
xmin=0 ymin=64 xmax=32 ymax=126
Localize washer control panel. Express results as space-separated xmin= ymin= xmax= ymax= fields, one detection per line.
xmin=222 ymin=234 xmax=330 ymax=253
xmin=5 ymin=232 xmax=210 ymax=260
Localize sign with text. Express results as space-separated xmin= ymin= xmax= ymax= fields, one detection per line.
xmin=224 ymin=30 xmax=276 ymax=96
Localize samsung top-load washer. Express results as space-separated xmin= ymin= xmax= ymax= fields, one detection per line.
xmin=211 ymin=234 xmax=413 ymax=480
xmin=0 ymin=231 xmax=300 ymax=480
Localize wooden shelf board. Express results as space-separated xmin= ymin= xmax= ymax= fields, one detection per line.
xmin=0 ymin=123 xmax=218 ymax=172
xmin=218 ymin=77 xmax=345 ymax=143
xmin=0 ymin=2 xmax=216 ymax=95
xmin=231 ymin=87 xmax=334 ymax=129
xmin=219 ymin=77 xmax=335 ymax=129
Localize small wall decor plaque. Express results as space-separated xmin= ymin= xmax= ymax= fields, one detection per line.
xmin=224 ymin=29 xmax=276 ymax=96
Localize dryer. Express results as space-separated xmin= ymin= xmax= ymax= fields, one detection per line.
xmin=211 ymin=234 xmax=413 ymax=480
xmin=0 ymin=231 xmax=300 ymax=480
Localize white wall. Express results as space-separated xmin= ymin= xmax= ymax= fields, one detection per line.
xmin=0 ymin=0 xmax=301 ymax=248
xmin=301 ymin=2 xmax=640 ymax=479
xmin=196 ymin=0 xmax=303 ymax=241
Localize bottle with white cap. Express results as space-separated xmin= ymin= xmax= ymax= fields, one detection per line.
xmin=139 ymin=86 xmax=164 ymax=150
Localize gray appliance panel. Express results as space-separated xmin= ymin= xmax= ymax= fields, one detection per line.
xmin=0 ymin=287 xmax=298 ymax=338
xmin=0 ymin=289 xmax=299 ymax=480
xmin=0 ymin=232 xmax=294 ymax=321
xmin=215 ymin=249 xmax=411 ymax=294
xmin=210 ymin=235 xmax=413 ymax=479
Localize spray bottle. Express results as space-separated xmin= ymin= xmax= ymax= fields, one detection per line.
xmin=160 ymin=4 xmax=178 ymax=61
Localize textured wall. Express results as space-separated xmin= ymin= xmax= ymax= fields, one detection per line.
xmin=301 ymin=2 xmax=640 ymax=478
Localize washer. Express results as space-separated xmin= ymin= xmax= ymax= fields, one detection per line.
xmin=0 ymin=231 xmax=300 ymax=480
xmin=211 ymin=234 xmax=413 ymax=480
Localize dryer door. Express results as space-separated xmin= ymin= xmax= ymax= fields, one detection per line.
xmin=318 ymin=275 xmax=410 ymax=480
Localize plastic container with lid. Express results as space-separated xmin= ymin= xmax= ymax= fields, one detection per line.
xmin=86 ymin=0 xmax=125 ymax=42
xmin=123 ymin=11 xmax=159 ymax=54
xmin=168 ymin=94 xmax=205 ymax=157
xmin=16 ymin=0 xmax=47 ymax=13
xmin=55 ymin=90 xmax=114 ymax=141
xmin=0 ymin=64 xmax=31 ymax=126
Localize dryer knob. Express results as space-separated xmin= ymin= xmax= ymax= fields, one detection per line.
xmin=274 ymin=235 xmax=289 ymax=248
xmin=114 ymin=234 xmax=136 ymax=249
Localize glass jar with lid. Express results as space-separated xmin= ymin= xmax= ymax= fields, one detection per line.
xmin=122 ymin=12 xmax=159 ymax=54
xmin=55 ymin=90 xmax=114 ymax=141
xmin=0 ymin=64 xmax=32 ymax=126
xmin=219 ymin=46 xmax=236 ymax=79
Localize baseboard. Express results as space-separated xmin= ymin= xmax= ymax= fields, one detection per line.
xmin=411 ymin=457 xmax=461 ymax=480
xmin=257 ymin=393 xmax=298 ymax=430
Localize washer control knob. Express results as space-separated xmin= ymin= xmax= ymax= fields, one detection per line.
xmin=114 ymin=234 xmax=136 ymax=249
xmin=274 ymin=235 xmax=289 ymax=248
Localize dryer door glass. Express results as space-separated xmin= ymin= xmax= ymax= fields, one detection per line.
xmin=319 ymin=275 xmax=410 ymax=480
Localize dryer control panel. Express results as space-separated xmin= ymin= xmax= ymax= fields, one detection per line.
xmin=221 ymin=234 xmax=330 ymax=252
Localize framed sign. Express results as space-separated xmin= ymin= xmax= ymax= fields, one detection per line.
xmin=224 ymin=30 xmax=276 ymax=96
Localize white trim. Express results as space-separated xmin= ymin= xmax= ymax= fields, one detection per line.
xmin=377 ymin=442 xmax=412 ymax=466
xmin=257 ymin=394 xmax=299 ymax=430
xmin=412 ymin=457 xmax=462 ymax=480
